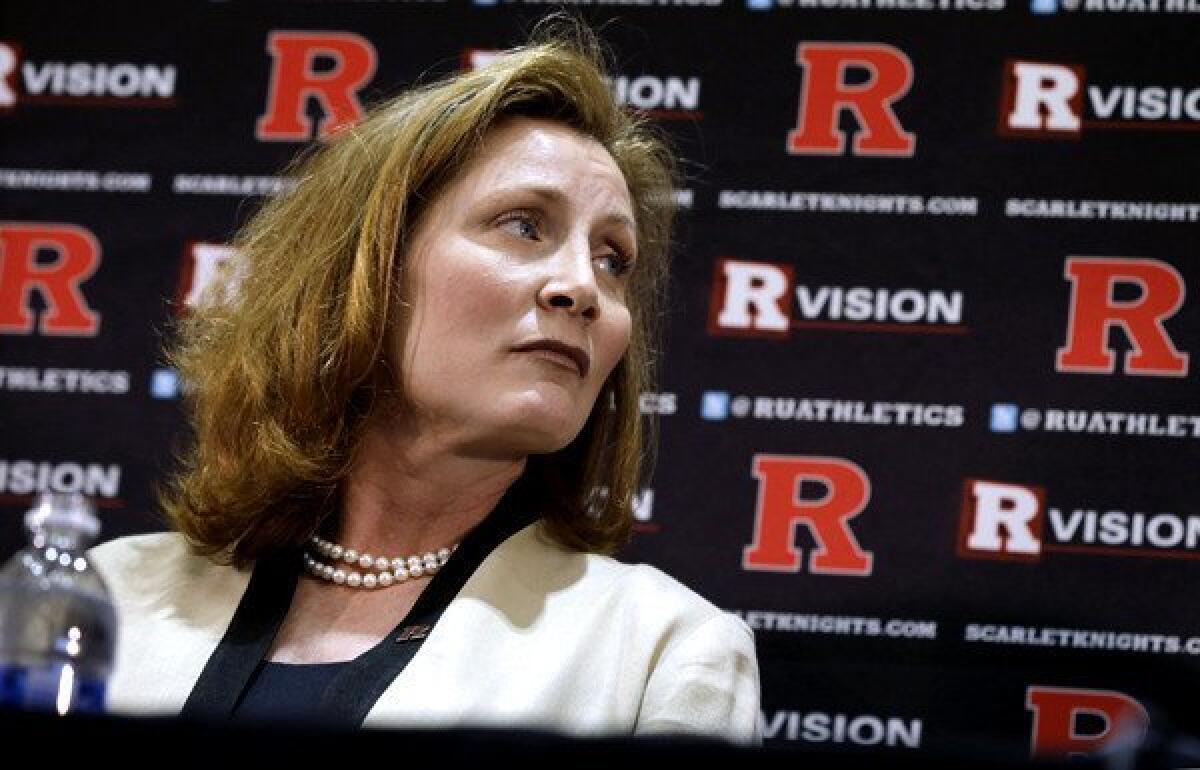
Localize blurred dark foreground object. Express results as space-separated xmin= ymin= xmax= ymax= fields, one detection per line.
xmin=3 ymin=708 xmax=1199 ymax=769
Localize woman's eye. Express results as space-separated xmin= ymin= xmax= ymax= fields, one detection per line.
xmin=501 ymin=211 xmax=540 ymax=240
xmin=597 ymin=251 xmax=634 ymax=278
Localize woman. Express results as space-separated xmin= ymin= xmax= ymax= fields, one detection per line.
xmin=89 ymin=22 xmax=761 ymax=743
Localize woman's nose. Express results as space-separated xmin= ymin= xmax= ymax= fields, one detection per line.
xmin=537 ymin=240 xmax=600 ymax=321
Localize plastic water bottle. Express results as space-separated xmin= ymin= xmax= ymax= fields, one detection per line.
xmin=0 ymin=492 xmax=116 ymax=714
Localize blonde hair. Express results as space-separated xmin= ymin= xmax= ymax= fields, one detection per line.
xmin=159 ymin=19 xmax=677 ymax=567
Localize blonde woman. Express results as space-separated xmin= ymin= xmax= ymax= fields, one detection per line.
xmin=90 ymin=21 xmax=760 ymax=743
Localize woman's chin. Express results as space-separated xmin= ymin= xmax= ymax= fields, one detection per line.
xmin=493 ymin=391 xmax=587 ymax=452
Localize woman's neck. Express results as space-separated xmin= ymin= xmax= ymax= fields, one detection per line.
xmin=332 ymin=417 xmax=526 ymax=557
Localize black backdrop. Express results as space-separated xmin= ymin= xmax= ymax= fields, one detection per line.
xmin=2 ymin=0 xmax=1198 ymax=759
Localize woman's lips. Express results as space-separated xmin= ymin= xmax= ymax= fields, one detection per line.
xmin=512 ymin=339 xmax=589 ymax=377
xmin=518 ymin=347 xmax=584 ymax=377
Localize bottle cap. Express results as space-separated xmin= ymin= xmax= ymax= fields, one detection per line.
xmin=24 ymin=491 xmax=101 ymax=539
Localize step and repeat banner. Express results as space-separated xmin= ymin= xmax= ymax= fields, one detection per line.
xmin=1 ymin=0 xmax=1196 ymax=759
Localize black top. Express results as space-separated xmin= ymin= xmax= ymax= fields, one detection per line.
xmin=232 ymin=660 xmax=350 ymax=725
xmin=180 ymin=484 xmax=542 ymax=729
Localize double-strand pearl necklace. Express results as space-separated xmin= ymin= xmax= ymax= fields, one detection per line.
xmin=303 ymin=535 xmax=458 ymax=590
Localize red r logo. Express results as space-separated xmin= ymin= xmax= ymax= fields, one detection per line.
xmin=1027 ymin=686 xmax=1149 ymax=759
xmin=0 ymin=222 xmax=102 ymax=336
xmin=787 ymin=42 xmax=916 ymax=157
xmin=256 ymin=31 xmax=377 ymax=141
xmin=1056 ymin=257 xmax=1188 ymax=377
xmin=743 ymin=455 xmax=874 ymax=576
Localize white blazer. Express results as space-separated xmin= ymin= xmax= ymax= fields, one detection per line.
xmin=88 ymin=520 xmax=762 ymax=744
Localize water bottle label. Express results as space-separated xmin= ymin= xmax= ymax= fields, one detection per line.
xmin=0 ymin=663 xmax=106 ymax=714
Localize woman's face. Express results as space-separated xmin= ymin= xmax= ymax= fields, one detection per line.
xmin=394 ymin=116 xmax=637 ymax=457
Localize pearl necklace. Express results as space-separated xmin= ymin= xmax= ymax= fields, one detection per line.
xmin=303 ymin=535 xmax=458 ymax=590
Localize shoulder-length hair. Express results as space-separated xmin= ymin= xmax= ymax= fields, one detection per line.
xmin=159 ymin=20 xmax=677 ymax=568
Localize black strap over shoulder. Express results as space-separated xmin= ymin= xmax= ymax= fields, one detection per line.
xmin=180 ymin=487 xmax=541 ymax=728
xmin=179 ymin=546 xmax=299 ymax=721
